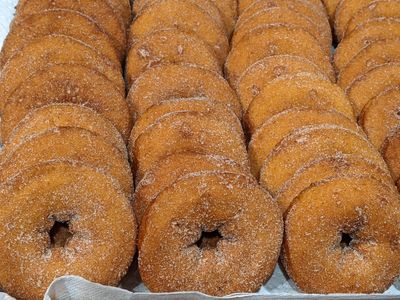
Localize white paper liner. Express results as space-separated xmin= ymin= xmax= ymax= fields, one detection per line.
xmin=1 ymin=1 xmax=400 ymax=299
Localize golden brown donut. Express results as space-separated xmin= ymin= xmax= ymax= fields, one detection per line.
xmin=0 ymin=127 xmax=133 ymax=197
xmin=129 ymin=0 xmax=228 ymax=63
xmin=139 ymin=171 xmax=283 ymax=295
xmin=360 ymin=87 xmax=400 ymax=150
xmin=225 ymin=24 xmax=334 ymax=87
xmin=346 ymin=1 xmax=400 ymax=36
xmin=238 ymin=0 xmax=326 ymax=15
xmin=337 ymin=39 xmax=400 ymax=90
xmin=1 ymin=64 xmax=132 ymax=143
xmin=6 ymin=103 xmax=126 ymax=155
xmin=0 ymin=160 xmax=136 ymax=300
xmin=210 ymin=0 xmax=237 ymax=35
xmin=275 ymin=154 xmax=393 ymax=214
xmin=334 ymin=18 xmax=400 ymax=72
xmin=260 ymin=124 xmax=386 ymax=195
xmin=232 ymin=6 xmax=331 ymax=54
xmin=345 ymin=63 xmax=400 ymax=116
xmin=0 ymin=34 xmax=124 ymax=112
xmin=381 ymin=127 xmax=400 ymax=181
xmin=130 ymin=97 xmax=242 ymax=146
xmin=134 ymin=152 xmax=244 ymax=224
xmin=334 ymin=0 xmax=376 ymax=40
xmin=244 ymin=73 xmax=355 ymax=134
xmin=322 ymin=0 xmax=341 ymax=24
xmin=237 ymin=0 xmax=330 ymax=40
xmin=237 ymin=55 xmax=330 ymax=112
xmin=1 ymin=9 xmax=121 ymax=64
xmin=282 ymin=176 xmax=400 ymax=293
xmin=248 ymin=108 xmax=359 ymax=178
xmin=13 ymin=0 xmax=126 ymax=60
xmin=107 ymin=0 xmax=131 ymax=27
xmin=130 ymin=111 xmax=248 ymax=180
xmin=125 ymin=29 xmax=220 ymax=87
xmin=127 ymin=63 xmax=241 ymax=121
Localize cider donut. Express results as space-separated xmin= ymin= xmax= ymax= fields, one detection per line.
xmin=248 ymin=108 xmax=359 ymax=178
xmin=275 ymin=154 xmax=393 ymax=214
xmin=134 ymin=152 xmax=244 ymax=224
xmin=107 ymin=0 xmax=131 ymax=26
xmin=139 ymin=171 xmax=283 ymax=296
xmin=210 ymin=0 xmax=237 ymax=35
xmin=129 ymin=0 xmax=228 ymax=63
xmin=237 ymin=0 xmax=330 ymax=40
xmin=0 ymin=34 xmax=124 ymax=112
xmin=345 ymin=63 xmax=400 ymax=116
xmin=0 ymin=160 xmax=136 ymax=300
xmin=232 ymin=7 xmax=331 ymax=54
xmin=337 ymin=39 xmax=400 ymax=90
xmin=244 ymin=73 xmax=355 ymax=134
xmin=335 ymin=0 xmax=376 ymax=40
xmin=346 ymin=1 xmax=400 ymax=36
xmin=130 ymin=111 xmax=248 ymax=180
xmin=127 ymin=64 xmax=241 ymax=121
xmin=238 ymin=0 xmax=326 ymax=15
xmin=225 ymin=24 xmax=334 ymax=87
xmin=237 ymin=55 xmax=330 ymax=112
xmin=2 ymin=9 xmax=120 ymax=64
xmin=125 ymin=29 xmax=220 ymax=87
xmin=130 ymin=97 xmax=242 ymax=146
xmin=360 ymin=87 xmax=400 ymax=149
xmin=282 ymin=176 xmax=400 ymax=293
xmin=131 ymin=0 xmax=225 ymax=33
xmin=1 ymin=64 xmax=132 ymax=143
xmin=260 ymin=125 xmax=386 ymax=195
xmin=13 ymin=0 xmax=126 ymax=60
xmin=334 ymin=18 xmax=400 ymax=71
xmin=6 ymin=103 xmax=126 ymax=155
xmin=382 ymin=128 xmax=400 ymax=181
xmin=0 ymin=127 xmax=133 ymax=197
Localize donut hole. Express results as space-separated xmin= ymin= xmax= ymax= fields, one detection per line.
xmin=340 ymin=232 xmax=353 ymax=249
xmin=195 ymin=229 xmax=223 ymax=250
xmin=49 ymin=220 xmax=73 ymax=248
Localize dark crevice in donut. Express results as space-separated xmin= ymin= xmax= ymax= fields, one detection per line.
xmin=195 ymin=230 xmax=223 ymax=250
xmin=340 ymin=232 xmax=353 ymax=249
xmin=49 ymin=221 xmax=73 ymax=248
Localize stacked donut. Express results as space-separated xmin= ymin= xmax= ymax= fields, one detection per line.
xmin=227 ymin=0 xmax=400 ymax=294
xmin=331 ymin=1 xmax=400 ymax=191
xmin=0 ymin=1 xmax=136 ymax=299
xmin=127 ymin=0 xmax=283 ymax=296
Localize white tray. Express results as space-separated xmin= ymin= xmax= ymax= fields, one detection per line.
xmin=0 ymin=1 xmax=400 ymax=299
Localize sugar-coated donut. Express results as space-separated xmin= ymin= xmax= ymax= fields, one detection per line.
xmin=0 ymin=127 xmax=133 ymax=197
xmin=337 ymin=39 xmax=400 ymax=90
xmin=345 ymin=63 xmax=400 ymax=116
xmin=1 ymin=64 xmax=132 ymax=142
xmin=0 ymin=34 xmax=124 ymax=112
xmin=282 ymin=176 xmax=400 ymax=293
xmin=3 ymin=9 xmax=120 ymax=63
xmin=134 ymin=151 xmax=245 ymax=224
xmin=238 ymin=0 xmax=326 ymax=15
xmin=334 ymin=18 xmax=400 ymax=71
xmin=130 ymin=111 xmax=248 ymax=180
xmin=248 ymin=108 xmax=359 ymax=178
xmin=244 ymin=73 xmax=355 ymax=134
xmin=125 ymin=29 xmax=220 ymax=87
xmin=237 ymin=55 xmax=330 ymax=112
xmin=129 ymin=0 xmax=228 ymax=63
xmin=0 ymin=160 xmax=136 ymax=300
xmin=6 ymin=103 xmax=126 ymax=155
xmin=14 ymin=0 xmax=126 ymax=60
xmin=139 ymin=171 xmax=283 ymax=296
xmin=225 ymin=24 xmax=333 ymax=87
xmin=130 ymin=97 xmax=242 ymax=147
xmin=381 ymin=127 xmax=400 ymax=181
xmin=360 ymin=87 xmax=400 ymax=150
xmin=260 ymin=124 xmax=386 ymax=195
xmin=127 ymin=64 xmax=241 ymax=121
xmin=275 ymin=154 xmax=393 ymax=214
